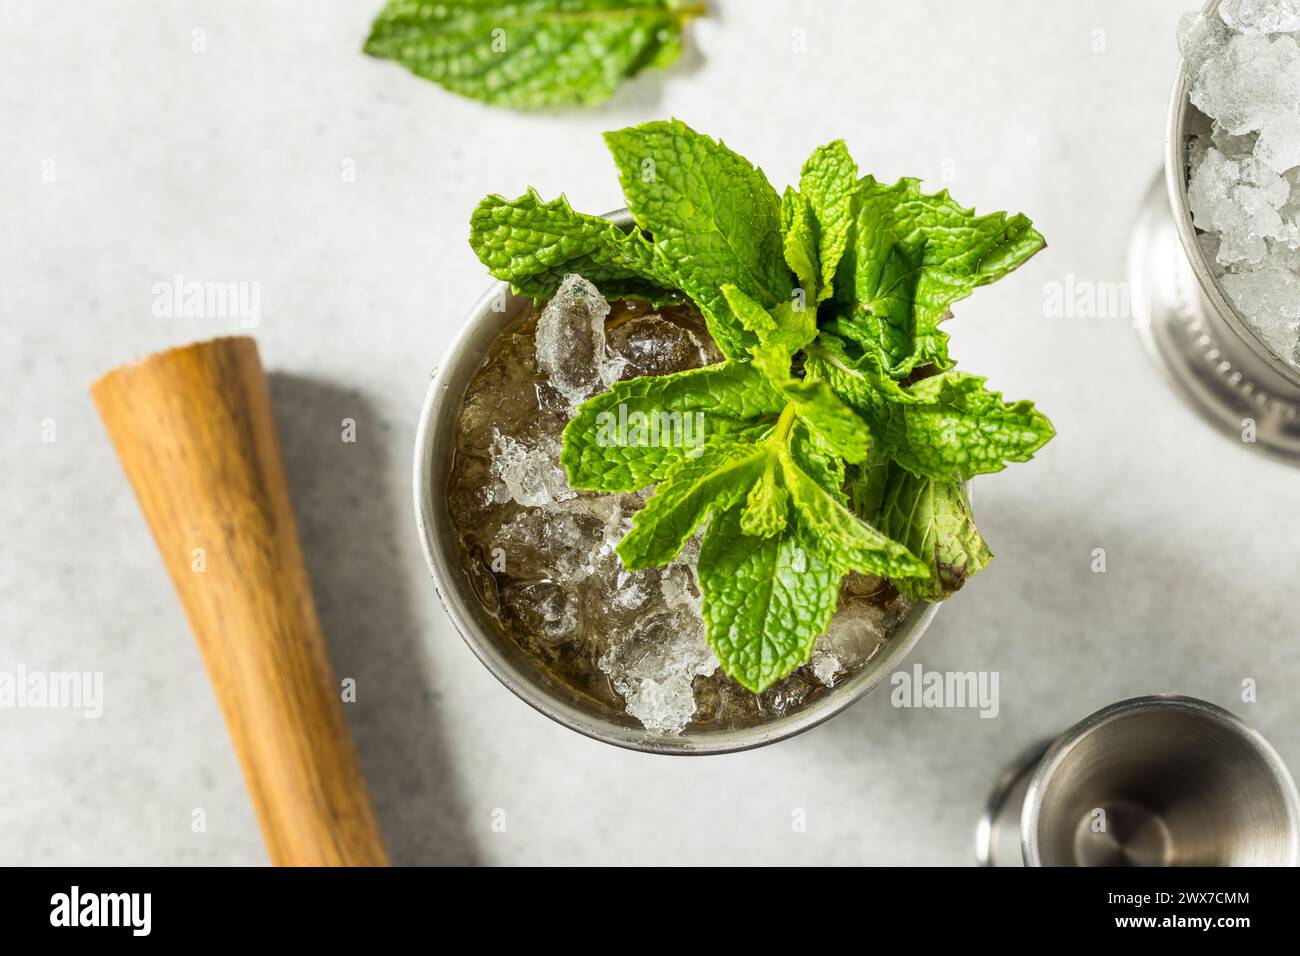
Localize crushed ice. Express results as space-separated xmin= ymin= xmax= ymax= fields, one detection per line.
xmin=534 ymin=273 xmax=626 ymax=408
xmin=1181 ymin=1 xmax=1300 ymax=365
xmin=598 ymin=609 xmax=719 ymax=735
xmin=490 ymin=431 xmax=574 ymax=508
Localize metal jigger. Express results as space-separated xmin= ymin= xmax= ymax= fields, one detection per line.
xmin=976 ymin=696 xmax=1300 ymax=867
xmin=1129 ymin=0 xmax=1300 ymax=463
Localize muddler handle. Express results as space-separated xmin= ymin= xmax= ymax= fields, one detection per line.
xmin=91 ymin=336 xmax=389 ymax=866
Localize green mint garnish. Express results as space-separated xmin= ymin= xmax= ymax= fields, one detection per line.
xmin=560 ymin=361 xmax=785 ymax=491
xmin=797 ymin=140 xmax=859 ymax=302
xmin=804 ymin=334 xmax=1056 ymax=481
xmin=780 ymin=186 xmax=822 ymax=305
xmin=364 ymin=0 xmax=703 ymax=109
xmin=604 ymin=120 xmax=793 ymax=359
xmin=830 ymin=176 xmax=1047 ymax=374
xmin=470 ymin=189 xmax=681 ymax=304
xmin=874 ymin=465 xmax=993 ymax=603
xmin=468 ymin=119 xmax=1054 ymax=692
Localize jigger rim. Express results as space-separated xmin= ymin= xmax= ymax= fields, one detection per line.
xmin=1021 ymin=694 xmax=1300 ymax=867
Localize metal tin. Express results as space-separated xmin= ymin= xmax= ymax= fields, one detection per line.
xmin=1130 ymin=0 xmax=1300 ymax=460
xmin=412 ymin=209 xmax=941 ymax=755
xmin=1021 ymin=696 xmax=1300 ymax=867
xmin=974 ymin=739 xmax=1050 ymax=867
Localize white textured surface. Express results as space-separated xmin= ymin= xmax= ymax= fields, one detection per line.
xmin=3 ymin=0 xmax=1297 ymax=866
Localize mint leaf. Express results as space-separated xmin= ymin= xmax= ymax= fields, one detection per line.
xmin=617 ymin=441 xmax=768 ymax=569
xmin=364 ymin=0 xmax=700 ymax=109
xmin=697 ymin=444 xmax=927 ymax=693
xmin=798 ymin=140 xmax=858 ymax=301
xmin=614 ymin=397 xmax=919 ymax=690
xmin=698 ymin=506 xmax=843 ymax=693
xmin=846 ymin=448 xmax=890 ymax=519
xmin=561 ymin=361 xmax=786 ymax=492
xmin=781 ymin=379 xmax=870 ymax=465
xmin=876 ymin=463 xmax=992 ymax=601
xmin=739 ymin=455 xmax=788 ymax=538
xmin=604 ymin=119 xmax=794 ymax=358
xmin=873 ymin=371 xmax=1055 ymax=481
xmin=804 ymin=332 xmax=917 ymax=414
xmin=719 ymin=283 xmax=816 ymax=382
xmin=789 ymin=422 xmax=847 ymax=503
xmin=470 ymin=189 xmax=681 ymax=302
xmin=781 ymin=187 xmax=821 ymax=303
xmin=832 ymin=177 xmax=1046 ymax=374
xmin=779 ymin=449 xmax=928 ymax=580
xmin=806 ymin=336 xmax=1055 ymax=481
xmin=708 ymin=290 xmax=869 ymax=466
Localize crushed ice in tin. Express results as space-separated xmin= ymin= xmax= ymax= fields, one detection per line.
xmin=1181 ymin=2 xmax=1300 ymax=366
xmin=534 ymin=273 xmax=625 ymax=407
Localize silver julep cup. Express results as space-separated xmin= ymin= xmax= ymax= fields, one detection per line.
xmin=413 ymin=209 xmax=942 ymax=755
xmin=1130 ymin=0 xmax=1300 ymax=461
xmin=980 ymin=696 xmax=1299 ymax=866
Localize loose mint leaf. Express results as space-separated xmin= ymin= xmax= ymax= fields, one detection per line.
xmin=877 ymin=463 xmax=992 ymax=601
xmin=617 ymin=441 xmax=768 ymax=569
xmin=364 ymin=0 xmax=701 ymax=109
xmin=799 ymin=140 xmax=858 ymax=301
xmin=470 ymin=189 xmax=681 ymax=302
xmin=780 ymin=187 xmax=821 ymax=302
xmin=604 ymin=119 xmax=794 ymax=358
xmin=739 ymin=455 xmax=787 ymax=539
xmin=779 ymin=449 xmax=929 ymax=580
xmin=698 ymin=506 xmax=843 ymax=693
xmin=832 ymin=176 xmax=1046 ymax=374
xmin=806 ymin=335 xmax=1054 ymax=481
xmin=562 ymin=361 xmax=785 ymax=492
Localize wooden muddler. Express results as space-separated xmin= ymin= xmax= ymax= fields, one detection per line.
xmin=91 ymin=336 xmax=389 ymax=866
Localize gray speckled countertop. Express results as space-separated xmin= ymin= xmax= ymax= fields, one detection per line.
xmin=3 ymin=0 xmax=1295 ymax=866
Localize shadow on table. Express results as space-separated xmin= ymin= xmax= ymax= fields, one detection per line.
xmin=271 ymin=372 xmax=477 ymax=865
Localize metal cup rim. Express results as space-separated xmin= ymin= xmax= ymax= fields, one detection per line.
xmin=412 ymin=208 xmax=942 ymax=755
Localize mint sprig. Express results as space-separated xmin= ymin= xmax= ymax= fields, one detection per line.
xmin=830 ymin=176 xmax=1047 ymax=374
xmin=468 ymin=120 xmax=1053 ymax=693
xmin=364 ymin=0 xmax=703 ymax=109
xmin=604 ymin=120 xmax=794 ymax=359
xmin=471 ymin=189 xmax=682 ymax=304
xmin=804 ymin=333 xmax=1056 ymax=481
xmin=797 ymin=140 xmax=859 ymax=302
